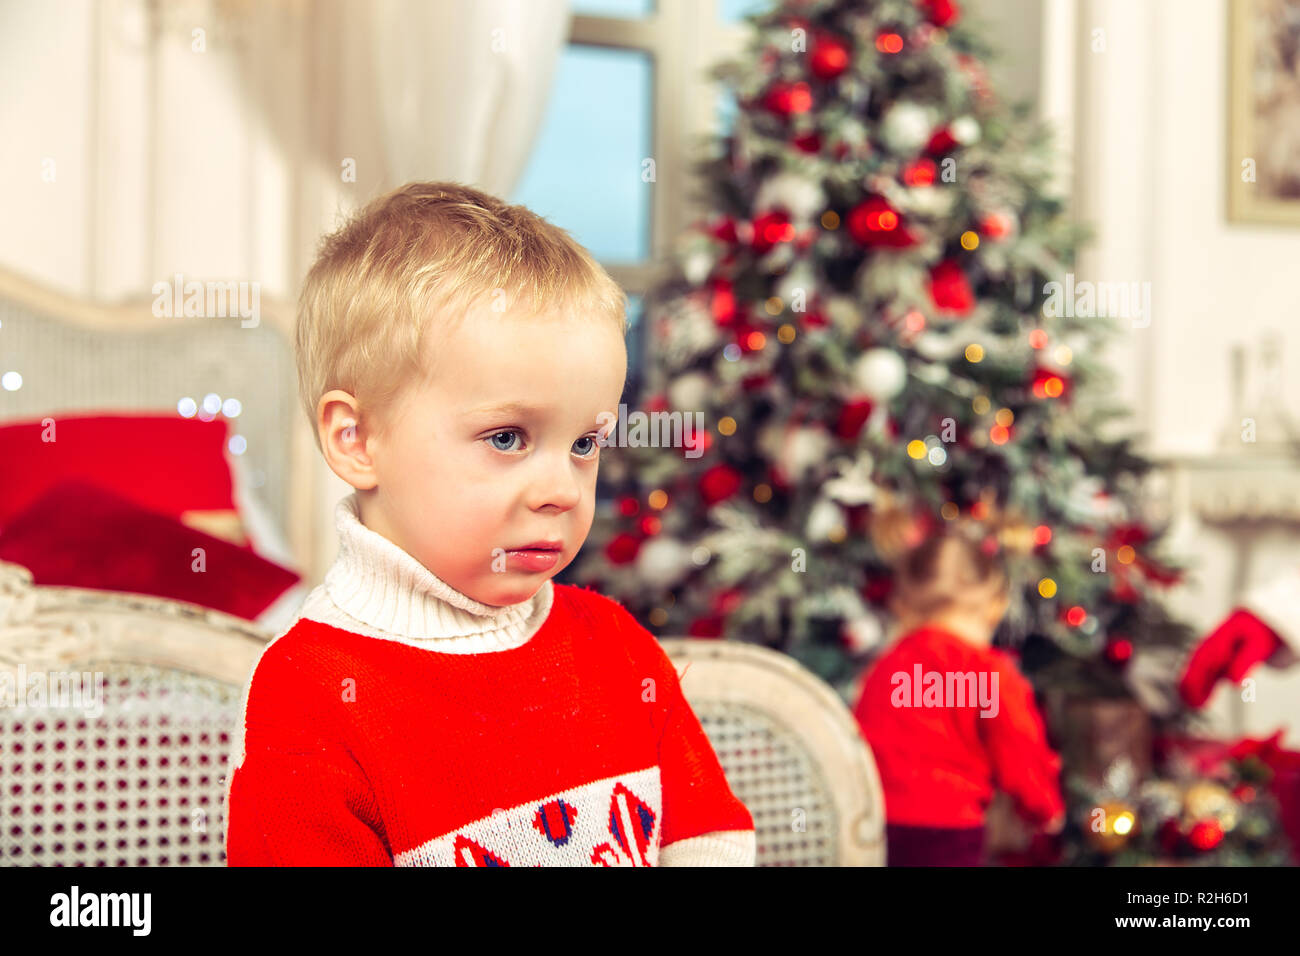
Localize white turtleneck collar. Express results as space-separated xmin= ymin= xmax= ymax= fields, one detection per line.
xmin=295 ymin=492 xmax=555 ymax=654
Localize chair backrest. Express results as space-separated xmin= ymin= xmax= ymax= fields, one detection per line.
xmin=0 ymin=560 xmax=266 ymax=866
xmin=0 ymin=264 xmax=320 ymax=578
xmin=0 ymin=559 xmax=886 ymax=867
xmin=660 ymin=637 xmax=886 ymax=866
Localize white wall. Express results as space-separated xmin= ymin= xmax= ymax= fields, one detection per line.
xmin=1069 ymin=0 xmax=1300 ymax=744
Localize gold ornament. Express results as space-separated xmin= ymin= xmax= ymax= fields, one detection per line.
xmin=1182 ymin=781 xmax=1239 ymax=833
xmin=997 ymin=521 xmax=1035 ymax=556
xmin=1086 ymin=800 xmax=1138 ymax=854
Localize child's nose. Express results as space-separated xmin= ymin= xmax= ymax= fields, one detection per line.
xmin=526 ymin=451 xmax=582 ymax=512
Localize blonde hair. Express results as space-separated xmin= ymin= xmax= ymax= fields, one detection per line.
xmin=295 ymin=181 xmax=628 ymax=451
xmin=870 ymin=504 xmax=1008 ymax=621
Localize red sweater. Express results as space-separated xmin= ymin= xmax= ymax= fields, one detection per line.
xmin=852 ymin=624 xmax=1065 ymax=828
xmin=225 ymin=584 xmax=754 ymax=865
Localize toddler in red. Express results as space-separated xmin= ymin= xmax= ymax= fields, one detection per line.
xmin=852 ymin=518 xmax=1065 ymax=865
xmin=223 ymin=183 xmax=754 ymax=866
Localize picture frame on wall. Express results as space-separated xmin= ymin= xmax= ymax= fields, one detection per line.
xmin=1228 ymin=0 xmax=1300 ymax=225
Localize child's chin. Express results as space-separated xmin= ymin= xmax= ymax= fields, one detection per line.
xmin=480 ymin=579 xmax=546 ymax=607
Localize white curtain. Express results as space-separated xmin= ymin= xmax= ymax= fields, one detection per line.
xmin=369 ymin=0 xmax=571 ymax=195
xmin=243 ymin=0 xmax=570 ymax=199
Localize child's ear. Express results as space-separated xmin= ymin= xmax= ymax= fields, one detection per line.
xmin=318 ymin=389 xmax=377 ymax=490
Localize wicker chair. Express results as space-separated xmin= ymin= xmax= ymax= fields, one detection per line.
xmin=661 ymin=638 xmax=886 ymax=866
xmin=0 ymin=568 xmax=886 ymax=867
xmin=0 ymin=560 xmax=266 ymax=866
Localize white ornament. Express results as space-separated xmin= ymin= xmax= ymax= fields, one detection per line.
xmin=755 ymin=172 xmax=826 ymax=224
xmin=912 ymin=330 xmax=963 ymax=361
xmin=897 ymin=185 xmax=955 ymax=218
xmin=824 ymin=453 xmax=877 ymax=505
xmin=843 ymin=614 xmax=884 ymax=653
xmin=806 ymin=496 xmax=845 ymax=539
xmin=951 ymin=115 xmax=981 ymax=146
xmin=881 ymin=102 xmax=934 ymax=154
xmin=853 ymin=348 xmax=907 ymax=399
xmin=682 ymin=248 xmax=713 ymax=285
xmin=668 ymin=371 xmax=712 ymax=412
xmin=824 ymin=295 xmax=862 ymax=332
xmin=635 ymin=536 xmax=693 ymax=590
xmin=775 ymin=262 xmax=816 ymax=306
xmin=774 ymin=429 xmax=837 ymax=481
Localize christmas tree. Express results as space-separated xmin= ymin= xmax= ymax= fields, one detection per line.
xmin=569 ymin=0 xmax=1292 ymax=864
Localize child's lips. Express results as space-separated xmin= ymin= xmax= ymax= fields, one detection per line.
xmin=504 ymin=548 xmax=561 ymax=572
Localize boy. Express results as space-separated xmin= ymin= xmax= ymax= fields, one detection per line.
xmin=223 ymin=182 xmax=755 ymax=866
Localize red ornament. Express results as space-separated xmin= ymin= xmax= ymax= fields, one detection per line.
xmin=902 ymin=158 xmax=937 ymax=186
xmin=707 ymin=217 xmax=738 ymax=244
xmin=1109 ymin=578 xmax=1140 ymax=604
xmin=835 ymin=398 xmax=875 ymax=440
xmin=763 ymin=81 xmax=813 ymax=117
xmin=1105 ymin=637 xmax=1134 ymax=665
xmin=979 ymin=211 xmax=1012 ymax=239
xmin=1188 ymin=820 xmax=1224 ymax=851
xmin=810 ymin=34 xmax=851 ymax=80
xmin=712 ymin=588 xmax=745 ymax=615
xmin=846 ymin=196 xmax=918 ymax=247
xmin=918 ymin=0 xmax=961 ymax=28
xmin=1158 ymin=818 xmax=1182 ymax=854
xmin=862 ymin=573 xmax=893 ymax=605
xmin=751 ymin=211 xmax=797 ymax=253
xmin=617 ymin=496 xmax=640 ymax=517
xmin=875 ymin=32 xmax=904 ymax=54
xmin=709 ymin=278 xmax=737 ymax=325
xmin=688 ymin=616 xmax=725 ymax=638
xmin=792 ymin=132 xmax=822 ymax=154
xmin=699 ymin=464 xmax=742 ymax=505
xmin=1031 ymin=367 xmax=1071 ymax=400
xmin=926 ymin=126 xmax=960 ymax=155
xmin=928 ymin=259 xmax=975 ymax=315
xmin=605 ymin=532 xmax=642 ymax=566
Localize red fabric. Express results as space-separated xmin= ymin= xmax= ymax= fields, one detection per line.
xmin=0 ymin=479 xmax=298 ymax=620
xmin=0 ymin=413 xmax=238 ymax=529
xmin=1178 ymin=608 xmax=1283 ymax=708
xmin=225 ymin=585 xmax=754 ymax=866
xmin=852 ymin=624 xmax=1065 ymax=828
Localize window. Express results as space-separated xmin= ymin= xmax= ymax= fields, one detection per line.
xmin=509 ymin=1 xmax=755 ymax=396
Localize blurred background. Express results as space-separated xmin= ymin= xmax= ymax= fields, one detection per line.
xmin=1 ymin=0 xmax=1299 ymax=866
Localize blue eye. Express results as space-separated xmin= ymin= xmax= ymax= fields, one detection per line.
xmin=484 ymin=430 xmax=600 ymax=458
xmin=487 ymin=431 xmax=520 ymax=452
